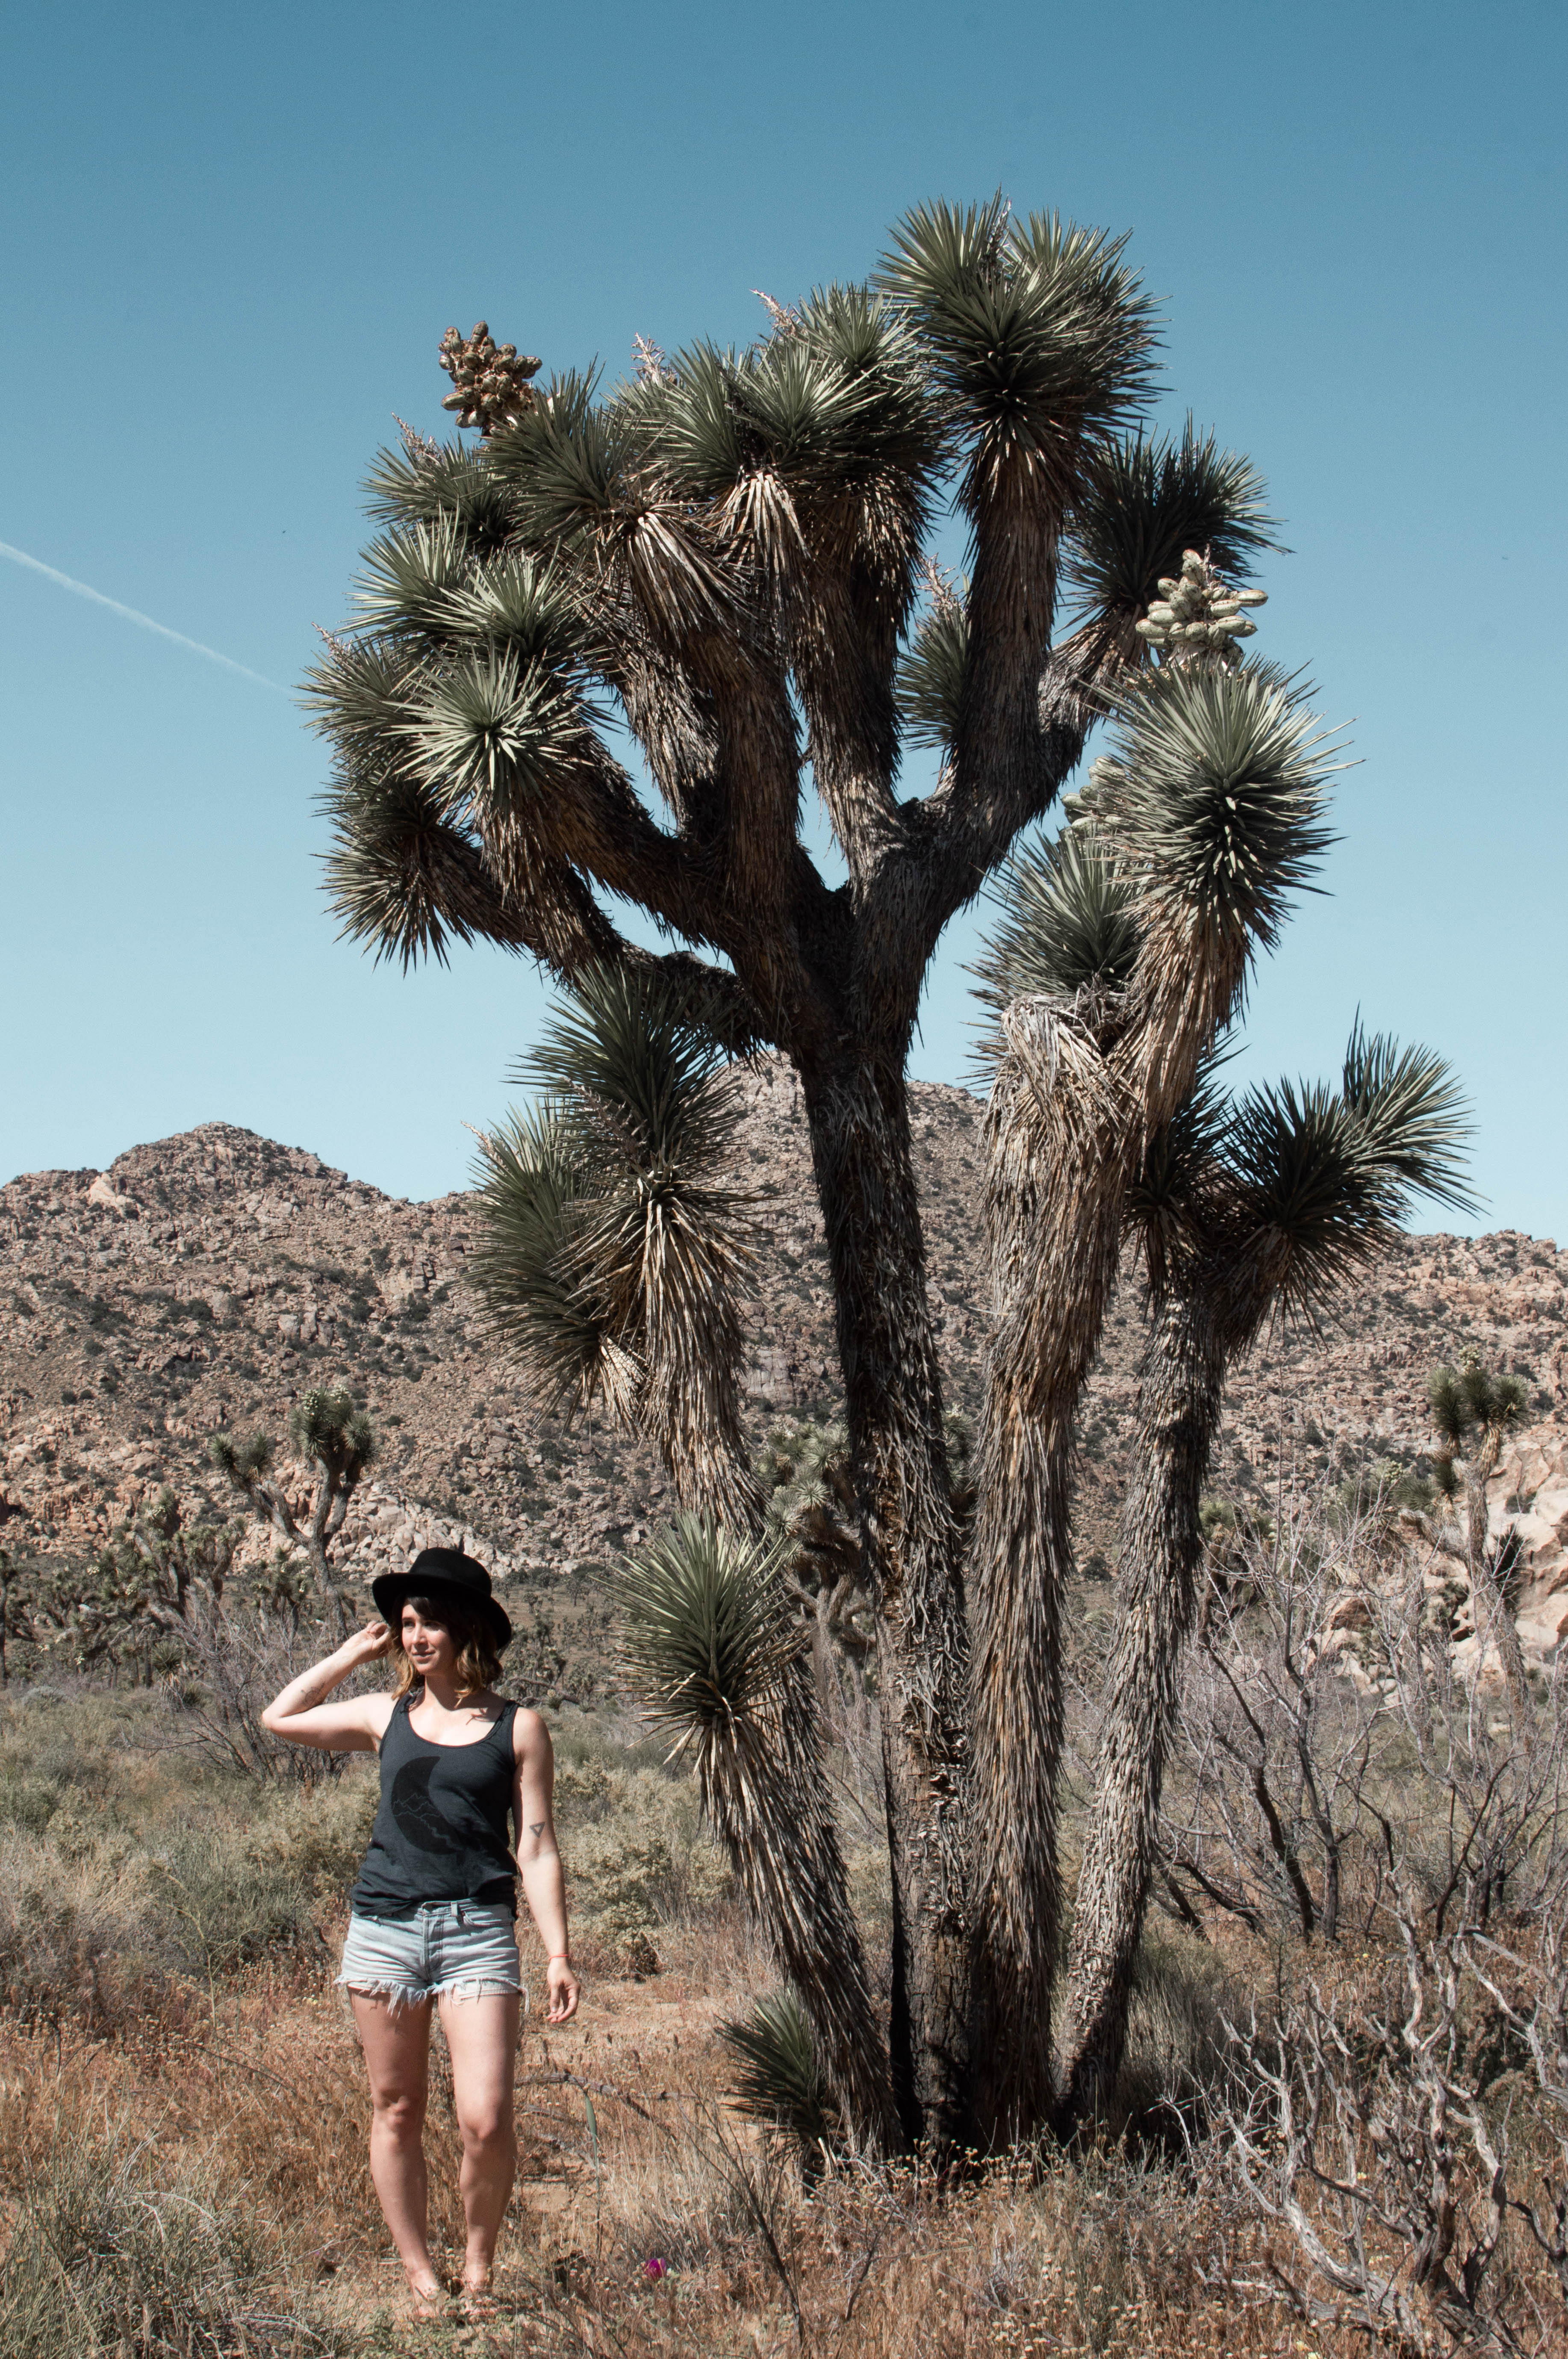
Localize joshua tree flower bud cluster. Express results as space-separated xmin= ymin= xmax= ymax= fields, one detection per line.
xmin=437 ymin=321 xmax=542 ymax=435
xmin=631 ymin=333 xmax=672 ymax=386
xmin=1134 ymin=546 xmax=1265 ymax=662
xmin=1060 ymin=754 xmax=1118 ymax=830
xmin=1061 ymin=549 xmax=1270 ymax=828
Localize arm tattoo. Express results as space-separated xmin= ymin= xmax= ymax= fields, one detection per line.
xmin=530 ymin=1822 xmax=546 ymax=1838
xmin=283 ymin=1662 xmax=339 ymax=1712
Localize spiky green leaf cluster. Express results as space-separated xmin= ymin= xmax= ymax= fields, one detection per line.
xmin=1062 ymin=422 xmax=1278 ymax=629
xmin=973 ymin=821 xmax=1140 ymax=1016
xmin=1123 ymin=1060 xmax=1234 ymax=1299
xmin=876 ymin=199 xmax=1158 ymax=510
xmin=465 ymin=1107 xmax=617 ymax=1416
xmin=362 ymin=436 xmax=515 ymax=547
xmin=318 ymin=760 xmax=536 ymax=970
xmin=893 ymin=587 xmax=969 ymax=753
xmin=758 ymin=1419 xmax=859 ymax=1587
xmin=976 ymin=661 xmax=1338 ymax=1092
xmin=468 ymin=966 xmax=757 ymax=1469
xmin=1093 ymin=663 xmax=1341 ymax=957
xmin=610 ymin=1514 xmax=800 ymax=1742
xmin=720 ymin=1988 xmax=837 ymax=2155
xmin=522 ymin=962 xmax=745 ymax=1178
xmin=1133 ymin=1026 xmax=1477 ymax=1332
xmin=1428 ymin=1359 xmax=1530 ymax=1450
xmin=648 ymin=292 xmax=942 ymax=546
xmin=208 ymin=1430 xmax=274 ymax=1491
xmin=289 ymin=1389 xmax=377 ymax=1478
xmin=1340 ymin=1022 xmax=1476 ymax=1215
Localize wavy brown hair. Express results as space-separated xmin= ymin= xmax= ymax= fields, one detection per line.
xmin=389 ymin=1594 xmax=504 ymax=1699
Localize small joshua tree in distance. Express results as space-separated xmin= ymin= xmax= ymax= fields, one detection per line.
xmin=210 ymin=1388 xmax=377 ymax=1635
xmin=1415 ymin=1356 xmax=1533 ymax=1726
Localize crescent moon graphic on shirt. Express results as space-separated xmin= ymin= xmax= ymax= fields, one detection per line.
xmin=389 ymin=1758 xmax=458 ymax=1853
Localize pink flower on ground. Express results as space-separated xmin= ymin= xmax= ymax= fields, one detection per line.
xmin=644 ymin=2256 xmax=668 ymax=2281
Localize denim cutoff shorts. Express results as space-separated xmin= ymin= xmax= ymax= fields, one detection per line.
xmin=338 ymin=1900 xmax=523 ymax=2007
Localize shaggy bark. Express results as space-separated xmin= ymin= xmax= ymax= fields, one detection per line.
xmin=967 ymin=1013 xmax=1128 ymax=2136
xmin=1063 ymin=1295 xmax=1224 ymax=2119
xmin=968 ymin=936 xmax=1234 ymax=2138
xmin=699 ymin=1650 xmax=899 ymax=2146
xmin=800 ymin=1049 xmax=973 ymax=2146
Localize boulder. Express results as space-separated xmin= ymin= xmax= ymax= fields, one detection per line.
xmin=86 ymin=1174 xmax=138 ymax=1218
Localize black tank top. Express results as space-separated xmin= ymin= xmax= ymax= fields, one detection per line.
xmin=350 ymin=1694 xmax=520 ymax=1919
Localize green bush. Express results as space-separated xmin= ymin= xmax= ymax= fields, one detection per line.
xmin=551 ymin=1730 xmax=733 ymax=1934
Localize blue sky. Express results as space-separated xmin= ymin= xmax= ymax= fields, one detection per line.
xmin=3 ymin=1 xmax=1563 ymax=1234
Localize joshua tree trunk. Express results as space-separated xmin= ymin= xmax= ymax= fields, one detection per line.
xmin=799 ymin=1049 xmax=973 ymax=2149
xmin=1063 ymin=1295 xmax=1224 ymax=2122
xmin=968 ymin=913 xmax=1245 ymax=2140
xmin=702 ymin=1652 xmax=899 ymax=2146
xmin=1056 ymin=1023 xmax=1476 ymax=2123
xmin=967 ymin=1013 xmax=1129 ymax=2138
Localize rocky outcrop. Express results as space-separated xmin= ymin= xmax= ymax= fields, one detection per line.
xmin=1491 ymin=1432 xmax=1568 ymax=1659
xmin=3 ymin=1075 xmax=1563 ymax=1686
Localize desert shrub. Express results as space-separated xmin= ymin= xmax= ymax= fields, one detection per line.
xmin=0 ymin=1825 xmax=160 ymax=2027
xmin=0 ymin=1816 xmax=321 ymax=2029
xmin=551 ymin=1724 xmax=735 ymax=1936
xmin=143 ymin=1827 xmax=317 ymax=1996
xmin=0 ymin=2112 xmax=346 ymax=2358
xmin=0 ymin=1698 xmax=373 ymax=2029
xmin=560 ymin=1792 xmax=730 ymax=1937
xmin=266 ymin=1764 xmax=378 ymax=1901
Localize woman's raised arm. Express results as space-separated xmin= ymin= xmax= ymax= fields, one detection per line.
xmin=260 ymin=1619 xmax=397 ymax=1751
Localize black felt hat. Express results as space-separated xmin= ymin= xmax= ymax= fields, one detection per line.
xmin=372 ymin=1547 xmax=512 ymax=1651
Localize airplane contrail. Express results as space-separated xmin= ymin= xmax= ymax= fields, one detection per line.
xmin=0 ymin=539 xmax=287 ymax=693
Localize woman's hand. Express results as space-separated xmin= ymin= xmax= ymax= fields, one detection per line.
xmin=338 ymin=1618 xmax=396 ymax=1672
xmin=545 ymin=1956 xmax=581 ymax=2023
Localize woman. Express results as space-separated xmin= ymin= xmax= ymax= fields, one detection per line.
xmin=262 ymin=1545 xmax=579 ymax=2316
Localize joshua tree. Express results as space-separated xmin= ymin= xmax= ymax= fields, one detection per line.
xmin=210 ymin=1388 xmax=377 ymax=1633
xmin=1417 ymin=1358 xmax=1533 ymax=1727
xmin=312 ymin=196 xmax=1368 ymax=2146
xmin=963 ymin=564 xmax=1335 ymax=2133
xmin=1059 ymin=1031 xmax=1474 ymax=2121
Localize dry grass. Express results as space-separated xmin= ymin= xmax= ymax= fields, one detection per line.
xmin=0 ymin=1956 xmax=1253 ymax=2358
xmin=3 ymin=1671 xmax=1567 ymax=2356
xmin=0 ymin=1916 xmax=1509 ymax=2359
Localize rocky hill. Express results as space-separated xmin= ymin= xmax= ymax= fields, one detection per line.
xmin=4 ymin=1062 xmax=1566 ymax=1691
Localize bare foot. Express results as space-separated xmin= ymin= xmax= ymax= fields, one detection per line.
xmin=460 ymin=2273 xmax=499 ymax=2321
xmin=406 ymin=2273 xmax=448 ymax=2321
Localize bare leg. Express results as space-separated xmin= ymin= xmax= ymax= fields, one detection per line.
xmin=349 ymin=1991 xmax=443 ymax=2303
xmin=438 ymin=1988 xmax=521 ymax=2291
